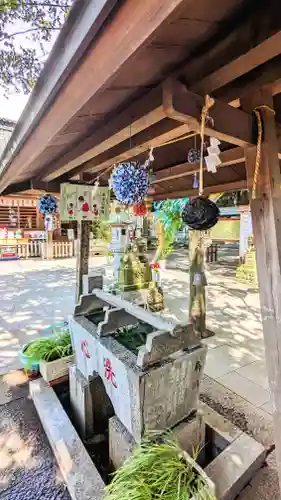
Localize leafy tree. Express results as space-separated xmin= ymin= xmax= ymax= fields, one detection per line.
xmin=153 ymin=198 xmax=188 ymax=260
xmin=0 ymin=0 xmax=72 ymax=95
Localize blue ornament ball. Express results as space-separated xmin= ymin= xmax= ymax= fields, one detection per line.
xmin=111 ymin=161 xmax=150 ymax=205
xmin=38 ymin=194 xmax=58 ymax=215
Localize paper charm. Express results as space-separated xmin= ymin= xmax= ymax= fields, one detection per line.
xmin=205 ymin=154 xmax=221 ymax=173
xmin=210 ymin=137 xmax=221 ymax=148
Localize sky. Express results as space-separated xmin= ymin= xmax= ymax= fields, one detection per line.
xmin=0 ymin=92 xmax=29 ymax=121
xmin=1 ymin=18 xmax=58 ymax=122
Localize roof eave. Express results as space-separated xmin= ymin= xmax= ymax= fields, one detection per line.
xmin=0 ymin=0 xmax=118 ymax=179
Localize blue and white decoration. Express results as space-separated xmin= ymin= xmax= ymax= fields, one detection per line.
xmin=111 ymin=161 xmax=150 ymax=205
xmin=187 ymin=148 xmax=201 ymax=164
xmin=38 ymin=194 xmax=57 ymax=215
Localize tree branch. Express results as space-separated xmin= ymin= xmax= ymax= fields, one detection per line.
xmin=1 ymin=2 xmax=71 ymax=9
xmin=0 ymin=26 xmax=61 ymax=41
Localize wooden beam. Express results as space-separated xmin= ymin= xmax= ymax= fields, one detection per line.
xmin=30 ymin=179 xmax=61 ymax=193
xmin=43 ymin=87 xmax=164 ymax=182
xmin=153 ymin=147 xmax=245 ymax=184
xmin=42 ymin=19 xmax=281 ymax=182
xmin=74 ymin=121 xmax=192 ymax=175
xmin=153 ymin=179 xmax=247 ymax=200
xmin=180 ymin=0 xmax=281 ymax=89
xmin=215 ymin=55 xmax=281 ymax=104
xmin=41 ymin=23 xmax=281 ymax=182
xmin=241 ymin=90 xmax=281 ymax=492
xmin=163 ymin=79 xmax=254 ymax=147
xmin=2 ymin=180 xmax=33 ymax=196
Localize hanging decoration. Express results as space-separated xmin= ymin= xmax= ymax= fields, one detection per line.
xmin=133 ymin=202 xmax=148 ymax=217
xmin=111 ymin=161 xmax=150 ymax=205
xmin=38 ymin=194 xmax=57 ymax=215
xmin=188 ymin=134 xmax=200 ymax=164
xmin=204 ymin=137 xmax=221 ymax=173
xmin=187 ymin=147 xmax=201 ymax=164
xmin=182 ymin=95 xmax=219 ymax=230
xmin=182 ymin=196 xmax=219 ymax=230
xmin=193 ymin=173 xmax=198 ymax=189
xmin=111 ymin=148 xmax=154 ymax=205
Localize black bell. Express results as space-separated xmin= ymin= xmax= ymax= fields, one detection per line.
xmin=182 ymin=196 xmax=219 ymax=230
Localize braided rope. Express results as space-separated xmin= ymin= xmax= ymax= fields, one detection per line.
xmin=252 ymin=109 xmax=262 ymax=200
xmin=251 ymin=105 xmax=275 ymax=200
xmin=199 ymin=95 xmax=215 ymax=196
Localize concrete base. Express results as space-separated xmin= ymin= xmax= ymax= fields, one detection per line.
xmin=30 ymin=376 xmax=266 ymax=500
xmin=109 ymin=403 xmax=266 ymax=500
xmin=69 ymin=365 xmax=114 ymax=438
xmin=30 ymin=378 xmax=105 ymax=500
xmin=109 ymin=416 xmax=136 ymax=470
xmin=82 ymin=272 xmax=104 ymax=295
xmin=109 ymin=413 xmax=206 ymax=470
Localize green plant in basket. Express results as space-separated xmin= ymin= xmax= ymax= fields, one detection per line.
xmin=105 ymin=433 xmax=216 ymax=500
xmin=24 ymin=329 xmax=73 ymax=370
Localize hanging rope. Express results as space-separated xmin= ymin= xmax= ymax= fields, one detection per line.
xmin=251 ymin=109 xmax=263 ymax=200
xmin=251 ymin=105 xmax=275 ymax=200
xmin=199 ymin=95 xmax=215 ymax=196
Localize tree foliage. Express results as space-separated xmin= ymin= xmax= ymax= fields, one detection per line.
xmin=0 ymin=0 xmax=72 ymax=95
xmin=153 ymin=198 xmax=188 ymax=259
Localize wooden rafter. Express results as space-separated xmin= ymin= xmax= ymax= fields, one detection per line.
xmin=153 ymin=179 xmax=247 ymax=200
xmin=153 ymin=147 xmax=245 ymax=184
xmin=42 ymin=22 xmax=281 ymax=182
xmin=43 ymin=87 xmax=165 ymax=182
xmin=72 ymin=122 xmax=193 ymax=176
xmin=190 ymin=31 xmax=281 ymax=96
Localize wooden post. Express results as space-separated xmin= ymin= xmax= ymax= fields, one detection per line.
xmin=152 ymin=221 xmax=165 ymax=263
xmin=76 ymin=220 xmax=91 ymax=302
xmin=189 ymin=230 xmax=206 ymax=336
xmin=46 ymin=230 xmax=53 ymax=260
xmin=242 ymin=89 xmax=281 ymax=490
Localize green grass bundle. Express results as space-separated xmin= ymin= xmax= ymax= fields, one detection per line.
xmin=24 ymin=329 xmax=73 ymax=368
xmin=105 ymin=434 xmax=216 ymax=500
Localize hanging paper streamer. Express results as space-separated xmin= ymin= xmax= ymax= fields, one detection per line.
xmin=205 ymin=137 xmax=221 ymax=173
xmin=38 ymin=194 xmax=57 ymax=215
xmin=111 ymin=161 xmax=150 ymax=205
xmin=182 ymin=196 xmax=220 ymax=230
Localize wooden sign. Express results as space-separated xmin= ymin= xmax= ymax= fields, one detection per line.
xmin=60 ymin=183 xmax=110 ymax=222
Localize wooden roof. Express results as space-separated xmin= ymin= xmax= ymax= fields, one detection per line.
xmin=1 ymin=0 xmax=281 ymax=199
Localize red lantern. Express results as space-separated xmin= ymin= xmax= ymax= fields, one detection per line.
xmin=133 ymin=202 xmax=147 ymax=216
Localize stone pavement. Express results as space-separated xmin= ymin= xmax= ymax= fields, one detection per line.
xmin=0 ymin=254 xmax=278 ymax=499
xmin=0 ymin=253 xmax=271 ymax=417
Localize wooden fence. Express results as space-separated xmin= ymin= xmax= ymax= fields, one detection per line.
xmin=41 ymin=241 xmax=75 ymax=259
xmin=17 ymin=241 xmax=42 ymax=259
xmin=16 ymin=239 xmax=106 ymax=259
xmin=17 ymin=240 xmax=75 ymax=259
